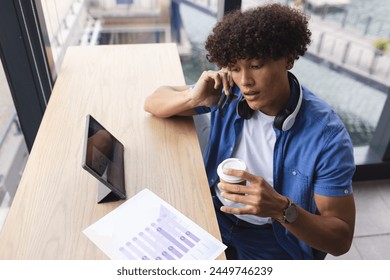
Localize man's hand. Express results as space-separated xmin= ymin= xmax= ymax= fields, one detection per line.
xmin=217 ymin=168 xmax=287 ymax=220
xmin=190 ymin=69 xmax=232 ymax=107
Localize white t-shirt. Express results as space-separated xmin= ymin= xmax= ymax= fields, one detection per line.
xmin=215 ymin=110 xmax=276 ymax=225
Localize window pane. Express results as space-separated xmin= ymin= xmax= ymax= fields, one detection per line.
xmin=40 ymin=0 xmax=89 ymax=73
xmin=0 ymin=60 xmax=29 ymax=231
xmin=292 ymin=58 xmax=388 ymax=146
xmin=39 ymin=0 xmax=165 ymax=73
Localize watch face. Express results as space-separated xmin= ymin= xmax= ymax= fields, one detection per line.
xmin=285 ymin=204 xmax=298 ymax=223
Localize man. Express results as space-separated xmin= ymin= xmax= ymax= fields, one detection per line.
xmin=144 ymin=4 xmax=355 ymax=260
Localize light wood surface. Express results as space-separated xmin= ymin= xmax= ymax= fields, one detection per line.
xmin=0 ymin=43 xmax=224 ymax=259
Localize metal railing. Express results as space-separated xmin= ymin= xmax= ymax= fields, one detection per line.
xmin=311 ymin=31 xmax=390 ymax=82
xmin=0 ymin=111 xmax=28 ymax=205
xmin=88 ymin=0 xmax=160 ymax=16
xmin=299 ymin=2 xmax=390 ymax=38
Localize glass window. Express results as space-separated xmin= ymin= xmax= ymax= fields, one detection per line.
xmin=293 ymin=0 xmax=390 ymax=146
xmin=40 ymin=0 xmax=89 ymax=74
xmin=39 ymin=0 xmax=166 ymax=73
xmin=0 ymin=60 xmax=29 ymax=231
xmin=292 ymin=59 xmax=388 ymax=147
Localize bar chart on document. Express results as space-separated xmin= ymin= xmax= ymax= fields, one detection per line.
xmin=83 ymin=189 xmax=226 ymax=260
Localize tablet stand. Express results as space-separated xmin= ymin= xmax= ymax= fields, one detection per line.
xmin=97 ymin=181 xmax=122 ymax=203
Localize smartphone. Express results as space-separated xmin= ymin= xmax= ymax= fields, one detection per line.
xmin=217 ymin=88 xmax=234 ymax=117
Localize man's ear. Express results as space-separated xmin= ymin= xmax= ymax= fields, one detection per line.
xmin=286 ymin=53 xmax=297 ymax=70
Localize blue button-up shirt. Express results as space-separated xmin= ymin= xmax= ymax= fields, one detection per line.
xmin=195 ymin=82 xmax=355 ymax=259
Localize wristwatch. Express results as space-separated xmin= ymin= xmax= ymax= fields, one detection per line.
xmin=283 ymin=198 xmax=298 ymax=223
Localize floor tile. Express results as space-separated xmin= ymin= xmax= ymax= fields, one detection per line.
xmin=352 ymin=182 xmax=390 ymax=236
xmin=326 ymin=242 xmax=362 ymax=260
xmin=353 ymin=234 xmax=390 ymax=260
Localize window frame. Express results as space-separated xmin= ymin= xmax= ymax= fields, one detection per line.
xmin=0 ymin=0 xmax=54 ymax=151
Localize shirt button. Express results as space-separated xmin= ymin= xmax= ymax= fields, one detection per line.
xmin=211 ymin=179 xmax=215 ymax=183
xmin=344 ymin=189 xmax=349 ymax=194
xmin=292 ymin=170 xmax=297 ymax=176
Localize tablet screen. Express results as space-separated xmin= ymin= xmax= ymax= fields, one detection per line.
xmin=82 ymin=115 xmax=126 ymax=200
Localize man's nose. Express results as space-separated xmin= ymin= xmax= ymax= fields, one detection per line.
xmin=240 ymin=70 xmax=254 ymax=89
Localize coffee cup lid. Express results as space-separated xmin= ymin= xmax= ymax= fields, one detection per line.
xmin=217 ymin=158 xmax=246 ymax=183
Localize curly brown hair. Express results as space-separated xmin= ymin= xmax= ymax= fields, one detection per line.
xmin=205 ymin=4 xmax=311 ymax=68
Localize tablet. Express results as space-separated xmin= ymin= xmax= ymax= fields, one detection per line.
xmin=82 ymin=114 xmax=126 ymax=203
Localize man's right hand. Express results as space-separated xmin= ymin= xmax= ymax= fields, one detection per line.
xmin=190 ymin=69 xmax=232 ymax=108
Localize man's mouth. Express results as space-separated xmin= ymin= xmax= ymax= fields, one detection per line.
xmin=243 ymin=91 xmax=259 ymax=101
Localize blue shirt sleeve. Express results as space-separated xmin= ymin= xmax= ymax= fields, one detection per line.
xmin=314 ymin=124 xmax=355 ymax=197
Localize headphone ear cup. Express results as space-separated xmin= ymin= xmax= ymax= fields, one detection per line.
xmin=281 ymin=114 xmax=296 ymax=131
xmin=274 ymin=109 xmax=290 ymax=131
xmin=237 ymin=98 xmax=254 ymax=119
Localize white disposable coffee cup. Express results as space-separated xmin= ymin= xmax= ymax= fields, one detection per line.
xmin=217 ymin=158 xmax=247 ymax=184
